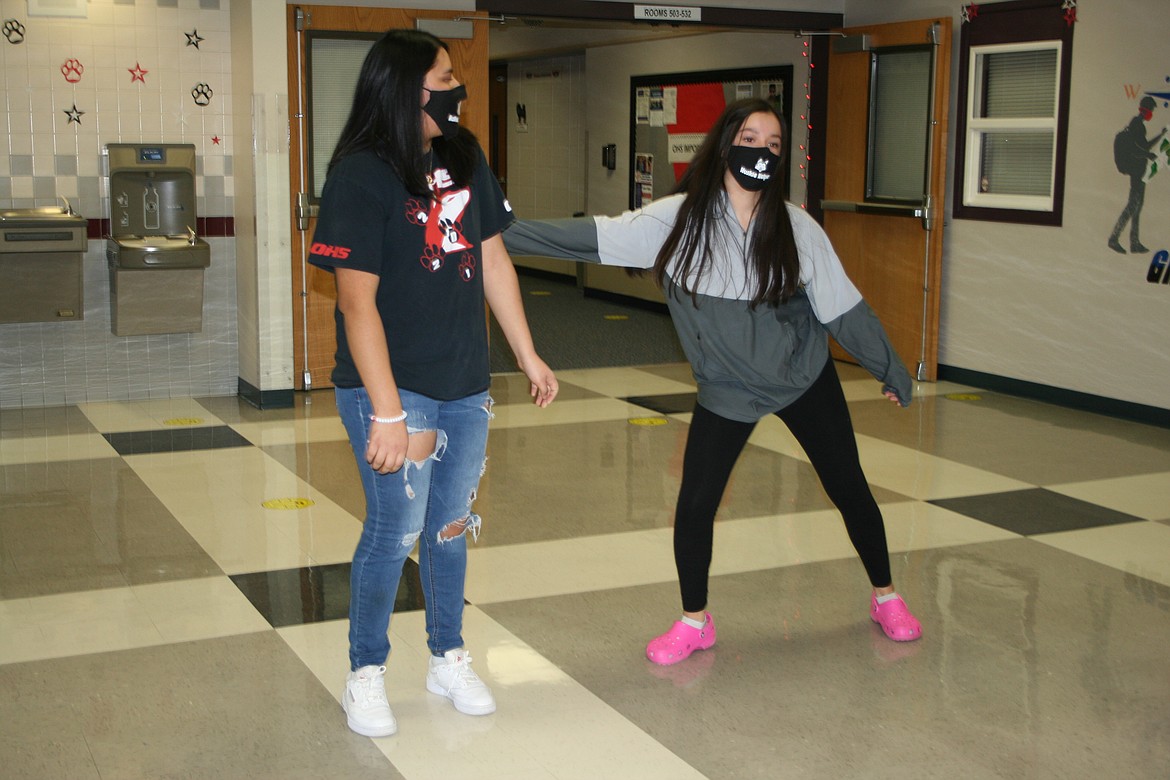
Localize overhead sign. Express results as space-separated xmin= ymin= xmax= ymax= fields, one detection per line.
xmin=633 ymin=5 xmax=702 ymax=23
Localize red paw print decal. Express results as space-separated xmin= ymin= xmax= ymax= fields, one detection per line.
xmin=458 ymin=254 xmax=476 ymax=282
xmin=420 ymin=245 xmax=444 ymax=272
xmin=61 ymin=59 xmax=84 ymax=83
xmin=405 ymin=199 xmax=428 ymax=226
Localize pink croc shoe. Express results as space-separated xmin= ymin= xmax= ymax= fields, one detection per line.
xmin=870 ymin=593 xmax=922 ymax=642
xmin=646 ymin=613 xmax=716 ymax=665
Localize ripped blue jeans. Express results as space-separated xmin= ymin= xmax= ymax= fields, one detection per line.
xmin=336 ymin=386 xmax=492 ymax=668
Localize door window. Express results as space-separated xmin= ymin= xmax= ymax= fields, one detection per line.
xmin=867 ymin=46 xmax=933 ymax=203
xmin=306 ymin=33 xmax=377 ymax=199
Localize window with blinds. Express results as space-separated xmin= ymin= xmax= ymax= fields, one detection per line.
xmin=963 ymin=42 xmax=1061 ymax=209
xmin=952 ymin=0 xmax=1074 ymax=226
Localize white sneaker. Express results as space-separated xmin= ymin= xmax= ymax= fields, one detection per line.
xmin=426 ymin=649 xmax=497 ymax=715
xmin=342 ymin=665 xmax=397 ymax=737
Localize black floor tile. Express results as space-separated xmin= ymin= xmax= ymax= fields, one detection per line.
xmin=102 ymin=426 xmax=254 ymax=455
xmin=929 ymin=488 xmax=1144 ymax=536
xmin=230 ymin=559 xmax=425 ymax=628
xmin=624 ymin=392 xmax=697 ymax=415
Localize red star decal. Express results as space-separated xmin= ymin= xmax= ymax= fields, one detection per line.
xmin=1063 ymin=7 xmax=1077 ymax=25
xmin=129 ymin=62 xmax=148 ymax=83
xmin=212 ymin=136 xmax=221 ymax=145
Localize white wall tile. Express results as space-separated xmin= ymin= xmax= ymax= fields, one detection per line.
xmin=0 ymin=2 xmax=239 ymax=408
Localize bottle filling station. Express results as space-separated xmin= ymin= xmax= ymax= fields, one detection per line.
xmin=105 ymin=143 xmax=211 ymax=336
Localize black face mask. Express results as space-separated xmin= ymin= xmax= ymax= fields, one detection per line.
xmin=727 ymin=145 xmax=780 ymax=192
xmin=423 ymin=85 xmax=467 ymax=140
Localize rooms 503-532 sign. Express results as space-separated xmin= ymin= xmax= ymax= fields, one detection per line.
xmin=633 ymin=5 xmax=702 ymax=22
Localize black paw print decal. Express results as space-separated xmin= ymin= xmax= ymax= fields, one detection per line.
xmin=3 ymin=19 xmax=24 ymax=44
xmin=437 ymin=217 xmax=463 ymax=246
xmin=458 ymin=254 xmax=476 ymax=282
xmin=61 ymin=58 xmax=84 ymax=83
xmin=404 ymin=198 xmax=428 ymax=226
xmin=419 ymin=245 xmax=444 ymax=272
xmin=191 ymin=83 xmax=213 ymax=107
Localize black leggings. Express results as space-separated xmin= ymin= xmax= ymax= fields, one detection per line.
xmin=674 ymin=359 xmax=892 ymax=612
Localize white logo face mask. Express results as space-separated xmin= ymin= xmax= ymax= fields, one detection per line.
xmin=727 ymin=145 xmax=780 ymax=192
xmin=423 ymin=85 xmax=467 ymax=139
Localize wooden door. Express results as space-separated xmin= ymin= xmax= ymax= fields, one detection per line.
xmin=287 ymin=6 xmax=490 ymax=390
xmin=822 ymin=18 xmax=951 ymax=381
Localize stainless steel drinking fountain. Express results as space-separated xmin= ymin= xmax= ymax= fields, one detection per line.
xmin=105 ymin=143 xmax=211 ymax=336
xmin=0 ymin=200 xmax=87 ymax=324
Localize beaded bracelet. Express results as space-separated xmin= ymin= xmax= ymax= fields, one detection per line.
xmin=369 ymin=411 xmax=407 ymax=424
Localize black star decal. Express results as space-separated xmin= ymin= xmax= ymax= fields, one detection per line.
xmin=185 ymin=29 xmax=204 ymax=49
xmin=64 ymin=104 xmax=85 ymax=124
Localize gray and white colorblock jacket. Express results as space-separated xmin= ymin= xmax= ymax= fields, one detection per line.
xmin=503 ymin=194 xmax=912 ymax=422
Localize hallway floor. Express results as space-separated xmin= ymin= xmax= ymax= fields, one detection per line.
xmin=2 ymin=362 xmax=1169 ymax=778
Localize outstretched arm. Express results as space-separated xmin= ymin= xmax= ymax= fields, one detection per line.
xmin=503 ymin=195 xmax=681 ymax=270
xmin=503 ymin=217 xmax=606 ymax=264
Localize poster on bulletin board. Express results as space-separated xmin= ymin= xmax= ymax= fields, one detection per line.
xmin=629 ymin=65 xmax=793 ymax=209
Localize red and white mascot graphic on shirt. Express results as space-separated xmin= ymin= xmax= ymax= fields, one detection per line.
xmin=406 ymin=165 xmax=475 ymax=279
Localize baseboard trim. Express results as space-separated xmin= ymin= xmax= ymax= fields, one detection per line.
xmin=937 ymin=365 xmax=1170 ymax=429
xmin=237 ymin=378 xmax=294 ymax=410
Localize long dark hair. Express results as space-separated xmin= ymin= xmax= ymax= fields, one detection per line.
xmin=653 ymin=98 xmax=799 ymax=307
xmin=328 ymin=29 xmax=477 ymax=195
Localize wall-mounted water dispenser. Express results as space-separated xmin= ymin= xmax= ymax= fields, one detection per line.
xmin=105 ymin=143 xmax=211 ymax=336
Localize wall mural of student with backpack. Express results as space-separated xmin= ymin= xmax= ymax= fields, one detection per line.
xmin=1109 ymin=95 xmax=1168 ymax=255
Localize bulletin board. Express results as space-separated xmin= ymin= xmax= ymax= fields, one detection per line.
xmin=630 ymin=65 xmax=794 ymax=209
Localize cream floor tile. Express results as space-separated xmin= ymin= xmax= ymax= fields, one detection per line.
xmin=466 ymin=500 xmax=1017 ymax=608
xmin=464 ymin=529 xmax=678 ymax=605
xmin=744 ymin=418 xmax=1033 ymax=499
xmin=229 ymin=415 xmax=348 ymax=447
xmin=129 ymin=577 xmax=272 ymax=643
xmin=837 ymin=377 xmax=919 ymax=403
xmin=553 ymin=366 xmax=696 ymax=398
xmin=77 ymin=399 xmax=227 ymax=432
xmin=855 ymin=434 xmax=1034 ymax=499
xmin=125 ymin=448 xmax=361 ymax=573
xmin=0 ymin=432 xmax=119 ymax=465
xmin=879 ymin=499 xmax=1022 ymax=551
xmin=745 ymin=414 xmax=804 ymax=458
xmin=293 ymin=520 xmax=365 ymax=567
xmin=1033 ymin=521 xmax=1170 ymax=588
xmin=909 ymin=380 xmax=983 ymax=399
xmin=0 ymin=620 xmax=43 ymax=666
xmin=279 ymin=609 xmax=705 ymax=780
xmin=36 ymin=612 xmax=165 ymax=660
xmin=1045 ymin=472 xmax=1170 ymax=520
xmin=708 ymin=508 xmax=858 ymax=575
xmin=708 ymin=502 xmax=1018 ymax=579
xmin=137 ymin=500 xmax=315 ymax=575
xmin=491 ymin=397 xmax=666 ymax=429
xmin=0 ymin=587 xmax=166 ymax=664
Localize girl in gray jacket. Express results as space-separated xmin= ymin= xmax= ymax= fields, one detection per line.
xmin=504 ymin=98 xmax=921 ymax=665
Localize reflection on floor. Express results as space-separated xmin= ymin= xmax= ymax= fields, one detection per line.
xmin=2 ymin=362 xmax=1169 ymax=779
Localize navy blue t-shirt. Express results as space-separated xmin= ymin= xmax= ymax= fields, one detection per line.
xmin=309 ymin=147 xmax=514 ymax=399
